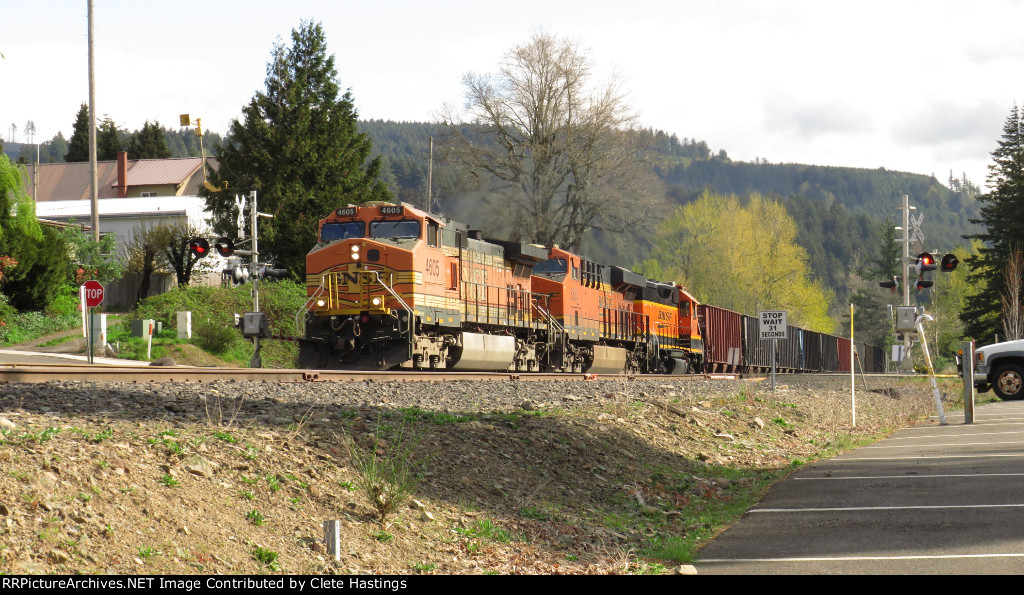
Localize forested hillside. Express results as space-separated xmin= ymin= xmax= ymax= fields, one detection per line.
xmin=357 ymin=120 xmax=981 ymax=312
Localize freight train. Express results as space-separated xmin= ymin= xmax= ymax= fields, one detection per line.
xmin=297 ymin=202 xmax=883 ymax=375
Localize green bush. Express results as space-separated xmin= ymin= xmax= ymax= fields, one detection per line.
xmin=194 ymin=319 xmax=240 ymax=355
xmin=0 ymin=289 xmax=82 ymax=346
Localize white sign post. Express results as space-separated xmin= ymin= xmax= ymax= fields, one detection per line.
xmin=759 ymin=311 xmax=788 ymax=391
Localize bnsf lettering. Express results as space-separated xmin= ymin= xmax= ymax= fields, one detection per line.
xmin=658 ymin=311 xmax=673 ymax=321
xmin=340 ymin=272 xmax=375 ymax=286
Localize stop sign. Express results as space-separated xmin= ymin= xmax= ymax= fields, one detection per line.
xmin=83 ymin=280 xmax=104 ymax=308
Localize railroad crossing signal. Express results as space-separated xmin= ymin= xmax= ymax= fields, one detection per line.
xmin=214 ymin=237 xmax=235 ymax=257
xmin=915 ymin=252 xmax=937 ymax=276
xmin=940 ymin=253 xmax=959 ymax=272
xmin=188 ymin=237 xmax=210 ymax=258
xmin=879 ymin=276 xmax=899 ymax=293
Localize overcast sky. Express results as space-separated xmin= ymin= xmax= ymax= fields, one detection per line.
xmin=3 ymin=0 xmax=1022 ymax=190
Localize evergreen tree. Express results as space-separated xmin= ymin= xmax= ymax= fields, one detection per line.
xmin=848 ymin=219 xmax=901 ymax=349
xmin=126 ymin=121 xmax=171 ymax=159
xmin=43 ymin=132 xmax=68 ymax=163
xmin=97 ymin=117 xmax=124 ymax=161
xmin=962 ymin=103 xmax=1024 ymax=342
xmin=202 ymin=20 xmax=391 ymax=278
xmin=65 ymin=103 xmax=90 ymax=162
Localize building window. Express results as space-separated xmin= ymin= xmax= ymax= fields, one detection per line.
xmin=140 ymin=191 xmax=157 ymax=198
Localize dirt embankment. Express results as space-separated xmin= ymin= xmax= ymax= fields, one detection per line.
xmin=0 ymin=374 xmax=953 ymax=574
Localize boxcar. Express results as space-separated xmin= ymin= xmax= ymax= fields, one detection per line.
xmin=698 ymin=304 xmax=743 ymax=373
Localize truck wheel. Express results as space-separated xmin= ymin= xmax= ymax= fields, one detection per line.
xmin=993 ymin=364 xmax=1024 ymax=400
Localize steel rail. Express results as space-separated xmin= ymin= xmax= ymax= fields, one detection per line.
xmin=0 ymin=363 xmax=739 ymax=384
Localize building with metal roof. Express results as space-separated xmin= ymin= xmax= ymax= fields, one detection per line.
xmin=23 ymin=152 xmax=214 ymax=201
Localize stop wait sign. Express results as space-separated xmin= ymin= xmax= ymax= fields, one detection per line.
xmin=83 ymin=280 xmax=104 ymax=308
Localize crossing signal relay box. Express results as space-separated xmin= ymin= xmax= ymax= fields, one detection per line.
xmin=895 ymin=306 xmax=919 ymax=332
xmin=242 ymin=312 xmax=270 ymax=338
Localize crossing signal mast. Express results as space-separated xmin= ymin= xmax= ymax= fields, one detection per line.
xmin=882 ymin=195 xmax=960 ymax=386
xmin=186 ymin=191 xmax=282 ymax=367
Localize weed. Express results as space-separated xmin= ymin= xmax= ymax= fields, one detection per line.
xmin=27 ymin=427 xmax=61 ymax=443
xmin=243 ymin=444 xmax=260 ymax=461
xmin=91 ymin=427 xmax=113 ymax=443
xmin=455 ymin=518 xmax=511 ymax=543
xmin=246 ymin=509 xmax=266 ymax=527
xmin=213 ymin=431 xmax=237 ymax=444
xmin=518 ymin=506 xmax=549 ymax=521
xmin=372 ymin=530 xmax=394 ymax=543
xmin=137 ymin=546 xmax=157 ymax=559
xmin=252 ymin=546 xmax=280 ymax=571
xmin=265 ymin=474 xmax=281 ymax=492
xmin=338 ymin=480 xmax=357 ymax=492
xmin=239 ymin=490 xmax=255 ymax=500
xmin=340 ymin=422 xmax=421 ymax=525
xmin=411 ymin=561 xmax=436 ymax=573
xmin=159 ymin=474 xmax=180 ymax=487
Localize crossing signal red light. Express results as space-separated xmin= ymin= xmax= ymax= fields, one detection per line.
xmin=188 ymin=237 xmax=210 ymax=258
xmin=940 ymin=253 xmax=959 ymax=272
xmin=915 ymin=252 xmax=937 ymax=275
xmin=878 ymin=276 xmax=899 ymax=292
xmin=916 ymin=279 xmax=933 ymax=291
xmin=214 ymin=237 xmax=235 ymax=257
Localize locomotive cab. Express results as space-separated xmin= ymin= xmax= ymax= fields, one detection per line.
xmin=301 ymin=202 xmax=467 ymax=369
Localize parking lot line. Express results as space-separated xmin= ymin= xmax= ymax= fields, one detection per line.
xmin=699 ymin=553 xmax=1024 ymax=563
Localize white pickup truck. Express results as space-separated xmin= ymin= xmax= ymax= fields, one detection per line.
xmin=966 ymin=340 xmax=1024 ymax=400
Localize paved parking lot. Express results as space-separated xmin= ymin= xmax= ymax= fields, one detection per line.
xmin=695 ymin=399 xmax=1024 ymax=574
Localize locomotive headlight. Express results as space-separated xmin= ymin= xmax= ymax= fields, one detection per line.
xmin=350 ymin=244 xmax=361 ymax=260
xmin=371 ymin=297 xmax=382 ymax=306
xmin=316 ymin=298 xmax=326 ymax=307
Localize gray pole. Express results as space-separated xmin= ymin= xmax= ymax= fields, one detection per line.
xmin=901 ymin=194 xmax=910 ymax=308
xmin=87 ymin=0 xmax=99 ymax=242
xmin=962 ymin=340 xmax=975 ymax=424
xmin=249 ymin=190 xmax=261 ymax=368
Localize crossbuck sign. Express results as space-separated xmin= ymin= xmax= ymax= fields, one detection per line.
xmin=759 ymin=311 xmax=788 ymax=340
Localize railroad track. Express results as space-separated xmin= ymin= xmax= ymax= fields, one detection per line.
xmin=0 ymin=363 xmax=740 ymax=384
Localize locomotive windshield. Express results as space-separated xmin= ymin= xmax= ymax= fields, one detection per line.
xmin=320 ymin=221 xmax=365 ymax=242
xmin=533 ymin=258 xmax=568 ymax=277
xmin=371 ymin=219 xmax=421 ymax=240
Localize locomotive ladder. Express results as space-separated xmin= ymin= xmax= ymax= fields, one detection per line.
xmin=531 ymin=301 xmax=567 ymax=369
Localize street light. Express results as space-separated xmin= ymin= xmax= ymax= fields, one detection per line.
xmin=179 ymin=113 xmax=207 ymax=185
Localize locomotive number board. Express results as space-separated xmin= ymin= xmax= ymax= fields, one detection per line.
xmin=759 ymin=310 xmax=788 ymax=340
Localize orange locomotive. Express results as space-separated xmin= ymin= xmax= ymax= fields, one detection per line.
xmin=299 ymin=202 xmax=703 ymax=374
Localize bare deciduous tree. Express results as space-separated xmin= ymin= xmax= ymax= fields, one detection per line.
xmin=1001 ymin=245 xmax=1024 ymax=341
xmin=121 ymin=221 xmax=214 ymax=304
xmin=439 ymin=30 xmax=664 ymax=250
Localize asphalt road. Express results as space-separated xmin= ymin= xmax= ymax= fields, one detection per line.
xmin=695 ymin=398 xmax=1024 ymax=574
xmin=0 ymin=349 xmax=148 ymax=366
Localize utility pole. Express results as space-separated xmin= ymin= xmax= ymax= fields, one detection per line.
xmin=426 ymin=136 xmax=434 ymax=213
xmin=87 ymin=0 xmax=99 ymax=242
xmin=899 ymin=194 xmax=913 ymax=308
